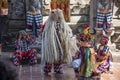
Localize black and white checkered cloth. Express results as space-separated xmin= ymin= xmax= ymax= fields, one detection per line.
xmin=15 ymin=40 xmax=30 ymax=52
xmin=21 ymin=40 xmax=30 ymax=52
xmin=27 ymin=13 xmax=43 ymax=26
xmin=96 ymin=12 xmax=113 ymax=24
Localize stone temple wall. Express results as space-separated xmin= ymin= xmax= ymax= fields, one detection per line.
xmin=42 ymin=0 xmax=120 ymax=49
xmin=1 ymin=0 xmax=120 ymax=51
xmin=43 ymin=0 xmax=91 ymax=34
xmin=7 ymin=0 xmax=91 ymax=32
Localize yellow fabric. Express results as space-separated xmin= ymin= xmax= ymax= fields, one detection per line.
xmin=96 ymin=53 xmax=109 ymax=68
xmin=90 ymin=34 xmax=95 ymax=39
xmin=80 ymin=47 xmax=95 ymax=77
xmin=3 ymin=0 xmax=8 ymax=9
xmin=0 ymin=0 xmax=2 ymax=9
xmin=0 ymin=0 xmax=8 ymax=9
xmin=51 ymin=0 xmax=70 ymax=22
xmin=84 ymin=28 xmax=89 ymax=35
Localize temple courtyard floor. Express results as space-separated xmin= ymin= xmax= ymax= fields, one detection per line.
xmin=1 ymin=51 xmax=120 ymax=80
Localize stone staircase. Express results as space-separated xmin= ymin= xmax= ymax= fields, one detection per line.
xmin=111 ymin=26 xmax=120 ymax=50
xmin=1 ymin=14 xmax=88 ymax=51
xmin=2 ymin=18 xmax=120 ymax=52
xmin=1 ymin=52 xmax=120 ymax=80
xmin=2 ymin=19 xmax=26 ymax=52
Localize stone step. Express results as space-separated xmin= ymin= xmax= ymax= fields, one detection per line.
xmin=1 ymin=51 xmax=120 ymax=80
xmin=112 ymin=51 xmax=120 ymax=62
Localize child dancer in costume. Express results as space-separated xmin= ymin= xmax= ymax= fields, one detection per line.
xmin=41 ymin=9 xmax=77 ymax=74
xmin=77 ymin=25 xmax=96 ymax=78
xmin=13 ymin=30 xmax=37 ymax=66
xmin=95 ymin=36 xmax=112 ymax=73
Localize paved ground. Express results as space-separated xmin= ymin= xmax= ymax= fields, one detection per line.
xmin=16 ymin=63 xmax=120 ymax=80
xmin=1 ymin=52 xmax=120 ymax=80
xmin=101 ymin=62 xmax=120 ymax=80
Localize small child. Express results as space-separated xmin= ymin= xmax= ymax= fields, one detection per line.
xmin=13 ymin=30 xmax=37 ymax=66
xmin=95 ymin=36 xmax=112 ymax=73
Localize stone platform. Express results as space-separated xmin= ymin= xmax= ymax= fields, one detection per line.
xmin=1 ymin=52 xmax=120 ymax=80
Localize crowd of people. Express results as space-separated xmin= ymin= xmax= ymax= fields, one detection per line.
xmin=0 ymin=8 xmax=114 ymax=80
xmin=74 ymin=25 xmax=113 ymax=78
xmin=13 ymin=9 xmax=113 ymax=77
xmin=0 ymin=0 xmax=115 ymax=79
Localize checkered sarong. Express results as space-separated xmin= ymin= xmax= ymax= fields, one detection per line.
xmin=96 ymin=12 xmax=113 ymax=24
xmin=13 ymin=49 xmax=37 ymax=66
xmin=44 ymin=61 xmax=63 ymax=73
xmin=27 ymin=13 xmax=43 ymax=26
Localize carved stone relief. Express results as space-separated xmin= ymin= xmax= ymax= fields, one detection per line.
xmin=114 ymin=0 xmax=120 ymax=18
xmin=42 ymin=0 xmax=90 ymax=16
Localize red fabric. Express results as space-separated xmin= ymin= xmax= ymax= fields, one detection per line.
xmin=14 ymin=49 xmax=34 ymax=58
xmin=99 ymin=50 xmax=106 ymax=56
xmin=84 ymin=24 xmax=90 ymax=29
xmin=0 ymin=44 xmax=2 ymax=48
xmin=102 ymin=38 xmax=108 ymax=44
xmin=21 ymin=50 xmax=31 ymax=57
xmin=13 ymin=49 xmax=37 ymax=66
xmin=27 ymin=24 xmax=32 ymax=26
xmin=38 ymin=24 xmax=45 ymax=33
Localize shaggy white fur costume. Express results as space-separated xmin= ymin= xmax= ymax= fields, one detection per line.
xmin=41 ymin=9 xmax=78 ymax=64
